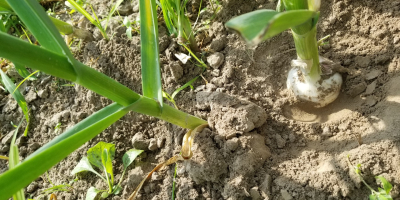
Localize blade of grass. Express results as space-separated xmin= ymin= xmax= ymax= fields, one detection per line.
xmin=0 ymin=155 xmax=8 ymax=160
xmin=13 ymin=63 xmax=37 ymax=80
xmin=160 ymin=0 xmax=177 ymax=36
xmin=140 ymin=0 xmax=163 ymax=108
xmin=171 ymin=76 xmax=198 ymax=99
xmin=0 ymin=70 xmax=30 ymax=136
xmin=13 ymin=70 xmax=39 ymax=92
xmin=9 ymin=120 xmax=26 ymax=200
xmin=104 ymin=0 xmax=124 ymax=31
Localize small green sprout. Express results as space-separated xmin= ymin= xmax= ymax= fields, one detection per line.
xmin=347 ymin=156 xmax=393 ymax=200
xmin=66 ymin=0 xmax=124 ymax=41
xmin=71 ymin=142 xmax=143 ymax=200
xmin=122 ymin=16 xmax=137 ymax=39
xmin=54 ymin=122 xmax=61 ymax=131
xmin=160 ymin=0 xmax=199 ymax=52
xmin=30 ymin=172 xmax=75 ymax=200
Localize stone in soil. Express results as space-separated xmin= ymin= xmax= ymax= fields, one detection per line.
xmin=207 ymin=52 xmax=225 ymax=69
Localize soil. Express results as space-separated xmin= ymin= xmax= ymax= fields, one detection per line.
xmin=1 ymin=0 xmax=400 ymax=199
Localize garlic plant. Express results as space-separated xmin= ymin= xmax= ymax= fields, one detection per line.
xmin=226 ymin=0 xmax=343 ymax=107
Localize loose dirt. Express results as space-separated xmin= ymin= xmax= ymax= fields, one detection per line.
xmin=1 ymin=0 xmax=400 ymax=199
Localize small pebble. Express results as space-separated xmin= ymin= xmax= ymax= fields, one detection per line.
xmin=207 ymin=52 xmax=224 ymax=69
xmin=349 ymin=82 xmax=367 ymax=97
xmin=250 ymin=187 xmax=261 ymax=200
xmin=28 ymin=142 xmax=41 ymax=151
xmin=366 ymin=96 xmax=377 ymax=107
xmin=322 ymin=126 xmax=332 ymax=137
xmin=37 ymin=89 xmax=49 ymax=99
xmin=156 ymin=138 xmax=165 ymax=148
xmin=1 ymin=131 xmax=14 ymax=144
xmin=260 ymin=174 xmax=272 ymax=196
xmin=26 ymin=182 xmax=38 ymax=193
xmin=281 ymin=189 xmax=293 ymax=200
xmin=365 ymin=81 xmax=377 ymax=95
xmin=225 ymin=138 xmax=239 ymax=151
xmin=365 ymin=70 xmax=382 ymax=80
xmin=275 ymin=134 xmax=286 ymax=148
xmin=148 ymin=139 xmax=158 ymax=151
xmin=131 ymin=132 xmax=149 ymax=150
xmin=25 ymin=89 xmax=37 ymax=103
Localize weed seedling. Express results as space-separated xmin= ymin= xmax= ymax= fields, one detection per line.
xmin=226 ymin=0 xmax=343 ymax=107
xmin=72 ymin=142 xmax=143 ymax=199
xmin=160 ymin=0 xmax=199 ymax=52
xmin=347 ymin=156 xmax=393 ymax=200
xmin=30 ymin=172 xmax=75 ymax=200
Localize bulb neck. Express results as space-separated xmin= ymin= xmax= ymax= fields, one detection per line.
xmin=292 ymin=26 xmax=321 ymax=82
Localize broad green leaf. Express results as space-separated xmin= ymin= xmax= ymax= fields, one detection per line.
xmin=112 ymin=185 xmax=122 ymax=195
xmin=377 ymin=194 xmax=391 ymax=200
xmin=71 ymin=157 xmax=105 ymax=181
xmin=369 ymin=194 xmax=377 ymax=200
xmin=9 ymin=120 xmax=25 ymax=200
xmin=14 ymin=63 xmax=37 ymax=80
xmin=87 ymin=142 xmax=115 ymax=171
xmin=376 ymin=176 xmax=393 ymax=194
xmin=85 ymin=187 xmax=101 ymax=200
xmin=0 ymin=70 xmax=30 ymax=136
xmin=101 ymin=148 xmax=114 ymax=184
xmin=122 ymin=149 xmax=143 ymax=169
xmin=140 ymin=0 xmax=163 ymax=108
xmin=0 ymin=103 xmax=129 ymax=199
xmin=225 ymin=9 xmax=316 ymax=46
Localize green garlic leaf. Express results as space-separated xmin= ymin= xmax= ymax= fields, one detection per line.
xmin=225 ymin=9 xmax=316 ymax=46
xmin=85 ymin=187 xmax=101 ymax=200
xmin=122 ymin=149 xmax=143 ymax=170
xmin=87 ymin=141 xmax=115 ymax=170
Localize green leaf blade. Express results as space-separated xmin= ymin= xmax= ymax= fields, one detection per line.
xmin=14 ymin=63 xmax=37 ymax=80
xmin=71 ymin=157 xmax=104 ymax=180
xmin=6 ymin=0 xmax=74 ymax=59
xmin=225 ymin=9 xmax=316 ymax=46
xmin=140 ymin=0 xmax=163 ymax=108
xmin=122 ymin=149 xmax=143 ymax=170
xmin=85 ymin=187 xmax=101 ymax=200
xmin=0 ymin=103 xmax=129 ymax=199
xmin=87 ymin=142 xmax=115 ymax=171
xmin=100 ymin=148 xmax=114 ymax=183
xmin=0 ymin=70 xmax=30 ymax=136
xmin=376 ymin=176 xmax=393 ymax=194
xmin=9 ymin=121 xmax=25 ymax=200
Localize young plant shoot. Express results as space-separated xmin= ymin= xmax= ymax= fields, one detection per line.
xmin=226 ymin=0 xmax=343 ymax=107
xmin=160 ymin=0 xmax=199 ymax=52
xmin=71 ymin=142 xmax=143 ymax=199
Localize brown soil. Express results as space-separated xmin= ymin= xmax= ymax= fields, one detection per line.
xmin=1 ymin=0 xmax=400 ymax=199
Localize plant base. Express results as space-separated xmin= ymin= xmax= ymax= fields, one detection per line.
xmin=287 ymin=67 xmax=343 ymax=107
